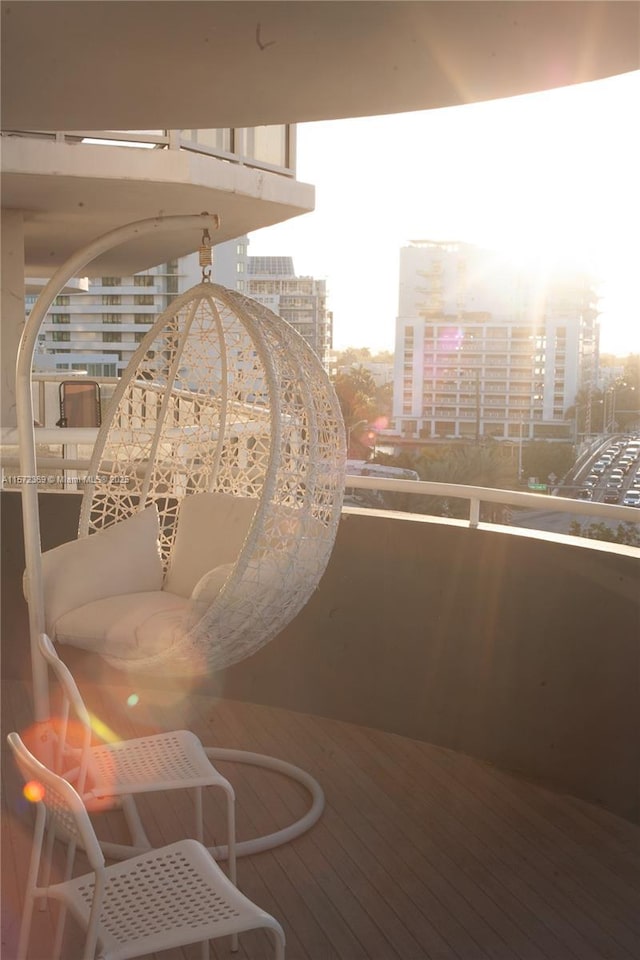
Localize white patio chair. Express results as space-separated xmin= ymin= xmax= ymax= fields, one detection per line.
xmin=8 ymin=731 xmax=285 ymax=960
xmin=37 ymin=633 xmax=236 ymax=879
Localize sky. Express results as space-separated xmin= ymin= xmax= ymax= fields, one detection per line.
xmin=249 ymin=70 xmax=640 ymax=358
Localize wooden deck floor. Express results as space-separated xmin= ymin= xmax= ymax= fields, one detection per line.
xmin=3 ymin=674 xmax=640 ymax=960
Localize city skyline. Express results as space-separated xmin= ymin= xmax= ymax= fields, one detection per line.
xmin=249 ymin=69 xmax=639 ymax=358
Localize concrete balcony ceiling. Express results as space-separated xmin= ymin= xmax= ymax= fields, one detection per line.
xmin=1 ymin=137 xmax=314 ymax=275
xmin=2 ymin=2 xmax=638 ymax=131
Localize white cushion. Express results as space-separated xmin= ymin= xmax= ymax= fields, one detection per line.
xmin=190 ymin=563 xmax=234 ymax=606
xmin=31 ymin=505 xmax=164 ymax=637
xmin=55 ymin=590 xmax=189 ymax=660
xmin=164 ymin=493 xmax=257 ymax=598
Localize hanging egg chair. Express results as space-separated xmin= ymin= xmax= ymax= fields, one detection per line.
xmin=35 ymin=279 xmax=346 ymax=676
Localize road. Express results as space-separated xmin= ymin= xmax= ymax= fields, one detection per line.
xmin=512 ymin=435 xmax=640 ymax=534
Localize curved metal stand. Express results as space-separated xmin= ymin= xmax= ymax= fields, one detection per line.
xmin=17 ymin=214 xmax=221 ymax=724
xmin=98 ymin=748 xmax=325 ymax=862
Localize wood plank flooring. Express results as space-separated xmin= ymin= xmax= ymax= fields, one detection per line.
xmin=3 ymin=677 xmax=640 ymax=960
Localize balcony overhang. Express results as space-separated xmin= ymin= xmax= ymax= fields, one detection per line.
xmin=2 ymin=2 xmax=638 ymax=131
xmin=1 ymin=138 xmax=314 ymax=275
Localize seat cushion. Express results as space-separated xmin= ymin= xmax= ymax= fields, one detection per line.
xmin=54 ymin=591 xmax=189 ymax=661
xmin=164 ymin=493 xmax=258 ymax=598
xmin=27 ymin=504 xmax=164 ymax=637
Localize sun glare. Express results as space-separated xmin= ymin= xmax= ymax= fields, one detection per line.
xmin=250 ymin=71 xmax=639 ymax=357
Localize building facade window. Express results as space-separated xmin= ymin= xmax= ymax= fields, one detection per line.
xmin=134 ymin=275 xmax=154 ymax=287
xmin=134 ymin=295 xmax=155 ymax=305
xmin=103 ymin=332 xmax=121 ymax=343
xmin=101 ymin=277 xmax=121 ymax=287
xmin=50 ymin=314 xmax=70 ymax=324
xmin=102 ymin=294 xmax=121 ymax=306
xmin=52 ymin=331 xmax=70 ymax=341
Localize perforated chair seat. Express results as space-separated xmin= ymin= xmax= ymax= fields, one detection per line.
xmin=87 ymin=731 xmax=229 ymax=797
xmin=51 ymin=839 xmax=285 ymax=960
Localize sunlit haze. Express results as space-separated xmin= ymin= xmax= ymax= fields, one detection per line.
xmin=250 ymin=71 xmax=639 ymax=358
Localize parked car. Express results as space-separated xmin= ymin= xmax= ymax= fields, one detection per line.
xmin=622 ymin=490 xmax=640 ymax=507
xmin=575 ymin=488 xmax=592 ymax=500
xmin=584 ymin=474 xmax=599 ymax=486
xmin=591 ymin=462 xmax=606 ymax=474
xmin=603 ymin=491 xmax=620 ymax=504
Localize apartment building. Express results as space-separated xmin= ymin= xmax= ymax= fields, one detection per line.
xmin=213 ymin=238 xmax=332 ymax=369
xmin=32 ymin=262 xmax=184 ymax=377
xmin=392 ymin=241 xmax=598 ymax=441
xmin=33 ymin=232 xmax=332 ymax=375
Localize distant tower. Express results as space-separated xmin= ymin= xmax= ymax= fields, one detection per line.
xmin=393 ymin=240 xmax=599 ymax=443
xmin=213 ymin=236 xmax=332 ymax=369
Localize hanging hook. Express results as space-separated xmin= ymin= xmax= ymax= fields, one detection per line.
xmin=199 ymin=228 xmax=213 ymax=282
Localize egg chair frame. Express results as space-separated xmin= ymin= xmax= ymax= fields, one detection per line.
xmin=17 ymin=213 xmax=346 ymax=859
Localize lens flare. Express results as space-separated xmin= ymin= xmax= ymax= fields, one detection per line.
xmin=126 ymin=694 xmax=139 ymax=707
xmin=23 ymin=780 xmax=45 ymax=803
xmin=88 ymin=713 xmax=120 ymax=744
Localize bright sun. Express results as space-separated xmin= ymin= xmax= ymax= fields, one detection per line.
xmin=250 ymin=71 xmax=640 ymax=356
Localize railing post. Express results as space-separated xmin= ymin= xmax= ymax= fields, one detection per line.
xmin=469 ymin=497 xmax=480 ymax=528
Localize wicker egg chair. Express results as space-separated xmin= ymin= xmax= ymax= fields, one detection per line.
xmin=37 ymin=280 xmax=345 ymax=676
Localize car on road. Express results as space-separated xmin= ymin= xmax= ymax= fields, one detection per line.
xmin=603 ymin=491 xmax=620 ymax=504
xmin=575 ymin=488 xmax=592 ymax=500
xmin=622 ymin=490 xmax=640 ymax=507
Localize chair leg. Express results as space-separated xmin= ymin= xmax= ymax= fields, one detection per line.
xmin=18 ymin=806 xmax=47 ymax=960
xmin=120 ymin=793 xmax=152 ymax=849
xmin=16 ymin=888 xmax=36 ymax=960
xmin=223 ymin=783 xmax=238 ymax=952
xmin=51 ymin=840 xmax=76 ymax=960
xmin=38 ymin=820 xmax=56 ymax=910
xmin=195 ymin=786 xmax=203 ymax=843
xmin=273 ymin=926 xmax=286 ymax=960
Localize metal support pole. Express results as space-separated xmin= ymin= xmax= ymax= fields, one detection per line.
xmin=16 ymin=214 xmax=220 ymax=722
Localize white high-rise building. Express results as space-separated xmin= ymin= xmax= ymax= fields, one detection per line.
xmin=392 ymin=241 xmax=598 ymax=442
xmin=213 ymin=237 xmax=333 ymax=369
xmin=33 ymin=261 xmax=186 ymax=377
xmin=33 ymin=234 xmax=333 ymax=377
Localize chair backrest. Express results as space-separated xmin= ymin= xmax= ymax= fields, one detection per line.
xmin=38 ymin=633 xmax=94 ymax=792
xmin=7 ymin=731 xmax=105 ymax=872
xmin=58 ymin=379 xmax=101 ymax=427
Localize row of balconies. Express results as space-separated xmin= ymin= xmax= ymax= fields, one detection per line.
xmin=4 ymin=126 xmax=295 ymax=177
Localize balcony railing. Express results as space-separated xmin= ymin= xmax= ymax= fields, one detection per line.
xmin=2 ymin=374 xmax=639 ymax=544
xmin=1 ymin=126 xmax=296 ymax=178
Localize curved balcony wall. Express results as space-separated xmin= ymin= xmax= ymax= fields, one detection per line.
xmin=2 ymin=491 xmax=638 ymax=824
